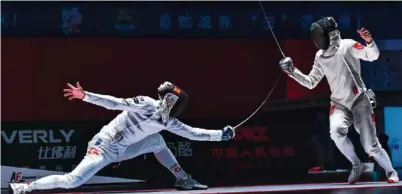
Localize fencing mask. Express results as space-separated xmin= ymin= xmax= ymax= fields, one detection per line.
xmin=310 ymin=17 xmax=338 ymax=50
xmin=157 ymin=81 xmax=188 ymax=123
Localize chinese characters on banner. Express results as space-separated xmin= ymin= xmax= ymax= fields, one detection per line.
xmin=178 ymin=14 xmax=192 ymax=29
xmin=167 ymin=141 xmax=193 ymax=157
xmin=158 ymin=13 xmax=354 ymax=32
xmin=37 ymin=146 xmax=77 ymax=160
xmin=159 ymin=14 xmax=232 ymax=30
xmin=4 ymin=0 xmax=396 ymax=38
xmin=211 ymin=127 xmax=295 ymax=169
xmin=159 ymin=13 xmax=352 ymax=31
xmin=160 ymin=14 xmax=171 ymax=29
xmin=142 ymin=141 xmax=193 ymax=160
xmin=212 ymin=146 xmax=294 ymax=160
xmin=36 ymin=130 xmax=77 ymax=171
xmin=1 ymin=1 xmax=372 ymax=38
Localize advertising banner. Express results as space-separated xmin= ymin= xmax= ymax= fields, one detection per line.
xmin=1 ymin=121 xmax=95 ymax=175
xmin=1 ymin=112 xmax=314 ymax=188
xmin=1 ymin=2 xmax=401 ymax=38
xmin=384 ymin=107 xmax=402 ymax=168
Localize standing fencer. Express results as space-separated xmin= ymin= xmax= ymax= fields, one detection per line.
xmin=9 ymin=81 xmax=235 ymax=194
xmin=279 ymin=17 xmax=399 ymax=184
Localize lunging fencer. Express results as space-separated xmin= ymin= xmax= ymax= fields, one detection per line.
xmin=9 ymin=81 xmax=235 ymax=194
xmin=279 ymin=17 xmax=399 ymax=184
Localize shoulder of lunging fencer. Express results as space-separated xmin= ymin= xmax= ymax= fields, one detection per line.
xmin=315 ymin=50 xmax=324 ymax=58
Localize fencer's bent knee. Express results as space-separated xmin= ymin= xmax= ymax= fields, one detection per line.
xmin=147 ymin=133 xmax=167 ymax=153
xmin=330 ymin=131 xmax=346 ymax=141
xmin=362 ymin=139 xmax=382 ymax=156
xmin=329 ymin=123 xmax=348 ymax=140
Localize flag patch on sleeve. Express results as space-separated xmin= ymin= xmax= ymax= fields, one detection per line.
xmin=353 ymin=42 xmax=365 ymax=50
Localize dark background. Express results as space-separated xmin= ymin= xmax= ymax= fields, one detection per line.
xmin=1 ymin=1 xmax=401 ymax=188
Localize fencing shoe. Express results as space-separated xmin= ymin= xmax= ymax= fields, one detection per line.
xmin=9 ymin=183 xmax=29 ymax=194
xmin=387 ymin=171 xmax=400 ymax=183
xmin=348 ymin=163 xmax=367 ymax=184
xmin=174 ymin=174 xmax=208 ymax=190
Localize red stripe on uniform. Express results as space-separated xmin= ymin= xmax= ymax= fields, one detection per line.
xmin=371 ymin=113 xmax=376 ymax=127
xmin=329 ymin=105 xmax=335 ymax=115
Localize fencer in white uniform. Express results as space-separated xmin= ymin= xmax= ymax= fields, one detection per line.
xmin=279 ymin=17 xmax=399 ymax=184
xmin=9 ymin=81 xmax=235 ymax=194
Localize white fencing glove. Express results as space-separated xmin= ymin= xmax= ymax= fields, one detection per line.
xmin=279 ymin=57 xmax=295 ymax=75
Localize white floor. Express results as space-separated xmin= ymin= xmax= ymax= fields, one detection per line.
xmin=105 ymin=181 xmax=402 ymax=194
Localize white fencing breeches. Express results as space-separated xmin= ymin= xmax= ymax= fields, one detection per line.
xmin=329 ymin=94 xmax=395 ymax=173
xmin=27 ymin=133 xmax=168 ymax=191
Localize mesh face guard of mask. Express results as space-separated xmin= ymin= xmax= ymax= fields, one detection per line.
xmin=157 ymin=81 xmax=188 ymax=123
xmin=310 ymin=17 xmax=338 ymax=50
xmin=159 ymin=93 xmax=179 ymax=123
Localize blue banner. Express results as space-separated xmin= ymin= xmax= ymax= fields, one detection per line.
xmin=384 ymin=107 xmax=402 ymax=168
xmin=1 ymin=2 xmax=402 ymax=38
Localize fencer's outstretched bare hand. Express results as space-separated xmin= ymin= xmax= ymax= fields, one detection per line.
xmin=63 ymin=82 xmax=85 ymax=100
xmin=357 ymin=28 xmax=373 ymax=44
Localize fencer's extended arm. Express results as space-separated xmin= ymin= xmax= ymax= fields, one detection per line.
xmin=166 ymin=118 xmax=223 ymax=141
xmin=83 ymin=92 xmax=147 ymax=112
xmin=350 ymin=41 xmax=380 ymax=62
xmin=287 ymin=59 xmax=325 ymax=90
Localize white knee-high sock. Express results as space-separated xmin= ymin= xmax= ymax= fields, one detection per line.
xmin=154 ymin=148 xmax=188 ymax=180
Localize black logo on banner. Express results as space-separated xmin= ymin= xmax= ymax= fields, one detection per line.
xmin=10 ymin=172 xmax=37 ymax=183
